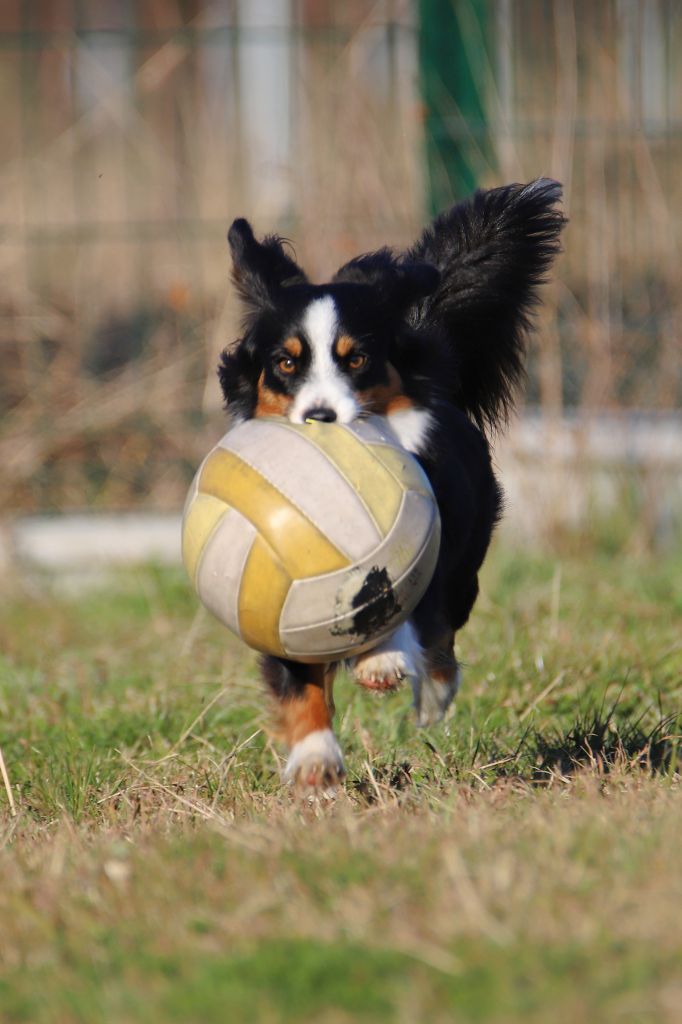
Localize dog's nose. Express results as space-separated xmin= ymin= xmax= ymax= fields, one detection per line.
xmin=303 ymin=407 xmax=337 ymax=423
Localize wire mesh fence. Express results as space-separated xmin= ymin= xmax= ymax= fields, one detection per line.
xmin=0 ymin=0 xmax=680 ymax=520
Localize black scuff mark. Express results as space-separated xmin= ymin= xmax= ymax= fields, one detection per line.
xmin=331 ymin=566 xmax=401 ymax=640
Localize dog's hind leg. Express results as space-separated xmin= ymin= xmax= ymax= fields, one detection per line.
xmin=261 ymin=657 xmax=344 ymax=793
xmin=412 ymin=628 xmax=461 ymax=727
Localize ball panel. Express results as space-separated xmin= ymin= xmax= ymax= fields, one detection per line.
xmin=276 ymin=419 xmax=404 ymax=538
xmin=182 ymin=491 xmax=228 ymax=585
xmin=181 ymin=453 xmax=202 ymax=519
xmin=344 ymin=416 xmax=402 ymax=447
xmin=195 ymin=506 xmax=257 ymax=636
xmin=218 ymin=420 xmax=384 ymax=560
xmin=279 ymin=491 xmax=440 ymax=659
xmin=237 ymin=534 xmax=290 ymax=656
xmin=200 ymin=447 xmax=349 ymax=579
xmin=365 ymin=443 xmax=434 ymax=498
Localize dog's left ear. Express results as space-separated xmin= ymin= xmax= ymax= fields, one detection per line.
xmin=333 ymin=250 xmax=440 ymax=314
xmin=228 ymin=218 xmax=308 ymax=313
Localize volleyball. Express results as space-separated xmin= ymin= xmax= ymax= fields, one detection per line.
xmin=182 ymin=415 xmax=440 ymax=662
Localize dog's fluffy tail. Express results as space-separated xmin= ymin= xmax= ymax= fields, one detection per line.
xmin=406 ymin=178 xmax=566 ymax=433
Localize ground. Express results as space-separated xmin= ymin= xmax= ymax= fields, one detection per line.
xmin=0 ymin=542 xmax=681 ymax=1023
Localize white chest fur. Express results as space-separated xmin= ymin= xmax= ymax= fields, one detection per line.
xmin=386 ymin=407 xmax=433 ymax=455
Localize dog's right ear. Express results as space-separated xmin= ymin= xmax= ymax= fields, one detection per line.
xmin=228 ymin=218 xmax=308 ymax=312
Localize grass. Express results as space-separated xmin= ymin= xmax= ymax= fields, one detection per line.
xmin=0 ymin=544 xmax=681 ymax=1022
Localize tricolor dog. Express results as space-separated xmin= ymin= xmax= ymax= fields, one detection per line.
xmin=219 ymin=179 xmax=565 ymax=791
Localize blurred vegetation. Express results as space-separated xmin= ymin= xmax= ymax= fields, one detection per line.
xmin=0 ymin=1 xmax=680 ymax=518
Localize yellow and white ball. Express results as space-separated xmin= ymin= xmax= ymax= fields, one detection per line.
xmin=182 ymin=415 xmax=440 ymax=662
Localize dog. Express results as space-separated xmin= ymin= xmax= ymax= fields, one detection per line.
xmin=218 ymin=179 xmax=565 ymax=791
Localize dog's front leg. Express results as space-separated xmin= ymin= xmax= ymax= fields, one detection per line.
xmin=352 ymin=620 xmax=460 ymax=726
xmin=351 ymin=620 xmax=424 ymax=693
xmin=261 ymin=656 xmax=344 ymax=792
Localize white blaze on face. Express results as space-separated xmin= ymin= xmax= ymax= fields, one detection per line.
xmin=289 ymin=296 xmax=359 ymax=424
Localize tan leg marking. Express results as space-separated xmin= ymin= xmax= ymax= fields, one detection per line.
xmin=415 ymin=629 xmax=460 ymax=727
xmin=279 ymin=666 xmax=345 ymax=791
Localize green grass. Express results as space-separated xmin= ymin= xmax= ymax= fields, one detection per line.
xmin=0 ymin=545 xmax=681 ymax=1022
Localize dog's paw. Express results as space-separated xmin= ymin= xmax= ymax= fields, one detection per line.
xmin=412 ymin=666 xmax=461 ymax=727
xmin=352 ymin=622 xmax=422 ymax=692
xmin=283 ymin=729 xmax=346 ymax=794
xmin=353 ymin=647 xmax=416 ymax=692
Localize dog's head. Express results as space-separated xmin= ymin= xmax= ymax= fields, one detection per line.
xmin=218 ymin=219 xmax=440 ymax=424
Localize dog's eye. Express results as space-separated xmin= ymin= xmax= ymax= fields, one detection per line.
xmin=278 ymin=356 xmax=297 ymax=375
xmin=348 ymin=353 xmax=367 ymax=371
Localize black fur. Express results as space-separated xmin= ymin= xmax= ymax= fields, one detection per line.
xmin=407 ymin=178 xmax=566 ymax=431
xmin=228 ymin=218 xmax=308 ymax=310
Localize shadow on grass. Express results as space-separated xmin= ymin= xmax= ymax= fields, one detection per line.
xmin=347 ymin=698 xmax=680 ymax=805
xmin=350 ymin=761 xmax=415 ymax=802
xmin=531 ymin=702 xmax=680 ymax=782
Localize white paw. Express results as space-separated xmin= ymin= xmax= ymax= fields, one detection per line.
xmin=283 ymin=729 xmax=345 ymax=793
xmin=353 ymin=621 xmax=423 ymax=692
xmin=413 ymin=665 xmax=462 ymax=727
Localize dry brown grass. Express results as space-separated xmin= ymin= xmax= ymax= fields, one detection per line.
xmin=1 ymin=774 xmax=681 ymax=1022
xmin=0 ymin=543 xmax=680 ymax=1019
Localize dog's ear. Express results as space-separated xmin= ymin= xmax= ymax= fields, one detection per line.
xmin=393 ymin=260 xmax=441 ymax=310
xmin=406 ymin=178 xmax=566 ymax=430
xmin=217 ymin=334 xmax=262 ymax=421
xmin=333 ymin=249 xmax=440 ymax=314
xmin=228 ymin=218 xmax=307 ymax=312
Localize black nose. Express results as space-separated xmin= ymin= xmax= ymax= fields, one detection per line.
xmin=303 ymin=407 xmax=337 ymax=423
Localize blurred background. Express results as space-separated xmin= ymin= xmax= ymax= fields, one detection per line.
xmin=1 ymin=0 xmax=681 ymax=562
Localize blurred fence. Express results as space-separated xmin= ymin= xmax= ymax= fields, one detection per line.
xmin=0 ymin=0 xmax=680 ymax=525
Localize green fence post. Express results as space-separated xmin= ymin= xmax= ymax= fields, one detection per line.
xmin=419 ymin=0 xmax=493 ymax=216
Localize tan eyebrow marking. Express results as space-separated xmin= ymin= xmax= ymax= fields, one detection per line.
xmin=283 ymin=337 xmax=302 ymax=357
xmin=335 ymin=335 xmax=355 ymax=359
